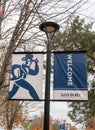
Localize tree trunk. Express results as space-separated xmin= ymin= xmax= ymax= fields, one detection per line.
xmin=7 ymin=126 xmax=12 ymax=130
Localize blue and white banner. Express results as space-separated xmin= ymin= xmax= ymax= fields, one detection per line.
xmin=8 ymin=53 xmax=44 ymax=100
xmin=53 ymin=51 xmax=88 ymax=101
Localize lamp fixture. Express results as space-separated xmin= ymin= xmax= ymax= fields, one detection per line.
xmin=39 ymin=21 xmax=60 ymax=33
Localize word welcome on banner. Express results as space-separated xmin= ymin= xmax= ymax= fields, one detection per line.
xmin=8 ymin=53 xmax=44 ymax=100
xmin=53 ymin=51 xmax=88 ymax=101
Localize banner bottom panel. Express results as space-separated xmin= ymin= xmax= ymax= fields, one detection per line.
xmin=53 ymin=90 xmax=88 ymax=101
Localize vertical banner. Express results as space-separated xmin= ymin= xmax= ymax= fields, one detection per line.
xmin=8 ymin=53 xmax=44 ymax=100
xmin=53 ymin=51 xmax=88 ymax=101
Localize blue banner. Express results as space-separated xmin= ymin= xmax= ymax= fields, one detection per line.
xmin=53 ymin=51 xmax=88 ymax=101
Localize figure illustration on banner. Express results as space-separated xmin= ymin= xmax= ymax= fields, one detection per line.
xmin=8 ymin=54 xmax=39 ymax=99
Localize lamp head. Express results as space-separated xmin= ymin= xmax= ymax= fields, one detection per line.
xmin=39 ymin=21 xmax=60 ymax=33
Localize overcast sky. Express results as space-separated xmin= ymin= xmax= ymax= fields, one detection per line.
xmin=50 ymin=102 xmax=72 ymax=122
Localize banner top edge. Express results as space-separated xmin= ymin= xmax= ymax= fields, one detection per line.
xmin=13 ymin=51 xmax=46 ymax=54
xmin=53 ymin=50 xmax=87 ymax=53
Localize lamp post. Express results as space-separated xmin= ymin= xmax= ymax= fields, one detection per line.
xmin=39 ymin=21 xmax=60 ymax=130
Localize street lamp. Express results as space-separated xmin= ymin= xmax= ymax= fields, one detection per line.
xmin=39 ymin=21 xmax=60 ymax=130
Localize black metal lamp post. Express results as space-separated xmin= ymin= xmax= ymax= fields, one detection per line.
xmin=39 ymin=21 xmax=60 ymax=130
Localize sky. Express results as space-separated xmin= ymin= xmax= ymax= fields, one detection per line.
xmin=50 ymin=102 xmax=84 ymax=130
xmin=75 ymin=0 xmax=95 ymax=30
xmin=50 ymin=102 xmax=72 ymax=123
